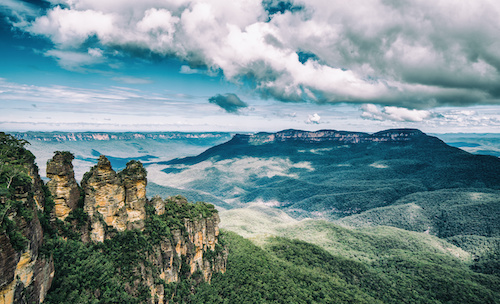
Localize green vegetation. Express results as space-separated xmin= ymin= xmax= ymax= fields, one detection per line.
xmin=43 ymin=195 xmax=219 ymax=303
xmin=3 ymin=131 xmax=499 ymax=303
xmin=338 ymin=189 xmax=500 ymax=267
xmin=171 ymin=231 xmax=500 ymax=303
xmin=0 ymin=132 xmax=36 ymax=251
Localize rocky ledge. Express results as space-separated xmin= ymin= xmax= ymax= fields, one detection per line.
xmin=240 ymin=128 xmax=426 ymax=145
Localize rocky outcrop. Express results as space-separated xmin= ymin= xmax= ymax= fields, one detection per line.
xmin=81 ymin=156 xmax=147 ymax=242
xmin=119 ymin=160 xmax=147 ymax=231
xmin=144 ymin=196 xmax=227 ymax=301
xmin=46 ymin=151 xmax=80 ymax=220
xmin=77 ymin=158 xmax=227 ymax=301
xmin=0 ymin=148 xmax=54 ymax=304
xmin=244 ymin=129 xmax=425 ymax=145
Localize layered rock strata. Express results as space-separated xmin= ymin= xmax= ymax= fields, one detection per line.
xmin=81 ymin=155 xmax=146 ymax=242
xmin=0 ymin=158 xmax=54 ymax=304
xmin=145 ymin=196 xmax=227 ymax=302
xmin=46 ymin=151 xmax=80 ymax=220
xmin=243 ymin=128 xmax=425 ymax=145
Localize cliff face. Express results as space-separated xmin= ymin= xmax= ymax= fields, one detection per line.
xmin=0 ymin=140 xmax=54 ymax=304
xmin=245 ymin=129 xmax=425 ymax=145
xmin=1 ymin=137 xmax=227 ymax=303
xmin=145 ymin=197 xmax=227 ymax=302
xmin=118 ymin=160 xmax=147 ymax=231
xmin=81 ymin=155 xmax=146 ymax=242
xmin=46 ymin=152 xmax=80 ymax=220
xmin=13 ymin=132 xmax=230 ymax=142
xmin=151 ymin=196 xmax=225 ymax=282
xmin=78 ymin=156 xmax=226 ymax=291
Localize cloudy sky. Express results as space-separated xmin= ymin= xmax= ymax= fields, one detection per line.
xmin=1 ymin=0 xmax=500 ymax=133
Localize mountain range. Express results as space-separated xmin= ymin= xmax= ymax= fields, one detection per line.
xmin=3 ymin=129 xmax=499 ymax=303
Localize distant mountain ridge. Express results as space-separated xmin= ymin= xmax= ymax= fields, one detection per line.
xmin=155 ymin=128 xmax=500 ymax=230
xmin=165 ymin=128 xmax=456 ymax=166
xmin=242 ymin=128 xmax=425 ymax=144
xmin=12 ymin=131 xmax=232 ymax=142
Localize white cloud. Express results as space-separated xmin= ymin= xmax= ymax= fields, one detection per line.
xmin=13 ymin=0 xmax=500 ymax=108
xmin=87 ymin=48 xmax=103 ymax=57
xmin=306 ymin=113 xmax=321 ymax=124
xmin=29 ymin=6 xmax=115 ymax=47
xmin=361 ymin=104 xmax=432 ymax=122
xmin=44 ymin=49 xmax=105 ymax=70
xmin=179 ymin=65 xmax=200 ymax=74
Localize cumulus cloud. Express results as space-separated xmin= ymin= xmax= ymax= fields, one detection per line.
xmin=11 ymin=0 xmax=500 ymax=108
xmin=179 ymin=65 xmax=200 ymax=74
xmin=306 ymin=113 xmax=321 ymax=124
xmin=360 ymin=104 xmax=432 ymax=122
xmin=209 ymin=93 xmax=248 ymax=113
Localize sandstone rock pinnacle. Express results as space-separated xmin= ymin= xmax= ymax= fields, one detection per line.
xmin=81 ymin=155 xmax=147 ymax=242
xmin=46 ymin=151 xmax=80 ymax=220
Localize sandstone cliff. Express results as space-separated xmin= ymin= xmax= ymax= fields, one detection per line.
xmin=245 ymin=128 xmax=425 ymax=145
xmin=46 ymin=152 xmax=80 ymax=220
xmin=2 ymin=140 xmax=226 ymax=304
xmin=143 ymin=196 xmax=227 ymax=302
xmin=81 ymin=155 xmax=147 ymax=242
xmin=0 ymin=133 xmax=54 ymax=304
xmin=76 ymin=156 xmax=226 ymax=301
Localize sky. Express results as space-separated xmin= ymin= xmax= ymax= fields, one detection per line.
xmin=1 ymin=0 xmax=500 ymax=133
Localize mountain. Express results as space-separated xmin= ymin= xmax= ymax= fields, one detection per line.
xmin=149 ymin=128 xmax=500 ymax=259
xmin=0 ymin=133 xmax=53 ymax=304
xmin=152 ymin=128 xmax=500 ymax=213
xmin=2 ymin=131 xmax=500 ymax=303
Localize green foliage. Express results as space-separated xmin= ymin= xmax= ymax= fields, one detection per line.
xmin=119 ymin=160 xmax=147 ymax=179
xmin=185 ymin=232 xmax=500 ymax=304
xmin=44 ymin=195 xmax=221 ymax=303
xmin=144 ymin=206 xmax=172 ymax=245
xmin=0 ymin=133 xmax=37 ymax=252
xmin=43 ymin=238 xmax=144 ymax=304
xmin=52 ymin=151 xmax=75 ymax=164
xmin=153 ymin=196 xmax=217 ymax=231
xmin=472 ymin=243 xmax=500 ymax=277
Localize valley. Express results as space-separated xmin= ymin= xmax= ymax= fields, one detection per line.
xmin=2 ymin=129 xmax=499 ymax=303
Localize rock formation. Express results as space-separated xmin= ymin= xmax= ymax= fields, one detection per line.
xmin=1 ymin=137 xmax=227 ymax=303
xmin=152 ymin=196 xmax=225 ymax=282
xmin=0 ymin=139 xmax=54 ymax=304
xmin=46 ymin=151 xmax=80 ymax=220
xmin=78 ymin=156 xmax=226 ymax=287
xmin=81 ymin=155 xmax=147 ymax=242
xmin=118 ymin=160 xmax=147 ymax=231
xmin=244 ymin=128 xmax=425 ymax=145
xmin=144 ymin=196 xmax=227 ymax=301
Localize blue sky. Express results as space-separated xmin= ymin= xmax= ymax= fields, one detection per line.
xmin=1 ymin=0 xmax=500 ymax=133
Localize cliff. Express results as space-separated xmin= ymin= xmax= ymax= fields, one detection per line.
xmin=43 ymin=154 xmax=227 ymax=302
xmin=245 ymin=128 xmax=425 ymax=145
xmin=46 ymin=152 xmax=80 ymax=220
xmin=81 ymin=156 xmax=147 ymax=242
xmin=12 ymin=132 xmax=231 ymax=142
xmin=0 ymin=133 xmax=54 ymax=304
xmin=148 ymin=196 xmax=226 ymax=282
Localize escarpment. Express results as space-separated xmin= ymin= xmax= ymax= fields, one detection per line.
xmin=1 ymin=133 xmax=227 ymax=304
xmin=0 ymin=133 xmax=54 ymax=304
xmin=49 ymin=154 xmax=226 ymax=302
